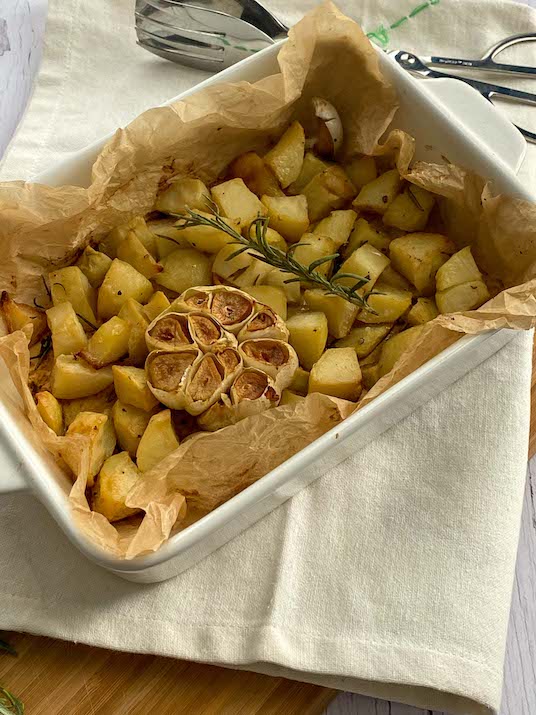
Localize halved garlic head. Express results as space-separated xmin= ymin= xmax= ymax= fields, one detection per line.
xmin=146 ymin=348 xmax=200 ymax=409
xmin=146 ymin=312 xmax=193 ymax=352
xmin=239 ymin=338 xmax=298 ymax=390
xmin=312 ymin=97 xmax=343 ymax=158
xmin=237 ymin=307 xmax=289 ymax=342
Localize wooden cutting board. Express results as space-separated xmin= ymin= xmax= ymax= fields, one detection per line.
xmin=2 ymin=338 xmax=535 ymax=715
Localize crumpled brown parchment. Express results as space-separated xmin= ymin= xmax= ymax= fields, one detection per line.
xmin=0 ymin=2 xmax=535 ymax=559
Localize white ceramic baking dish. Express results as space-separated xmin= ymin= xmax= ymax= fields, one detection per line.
xmin=0 ymin=43 xmax=533 ymax=583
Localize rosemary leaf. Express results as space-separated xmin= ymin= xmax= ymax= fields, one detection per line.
xmin=407 ymin=186 xmax=423 ymax=211
xmin=76 ymin=314 xmax=98 ymax=331
xmin=0 ymin=686 xmax=24 ymax=715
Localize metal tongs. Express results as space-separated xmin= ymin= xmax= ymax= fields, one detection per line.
xmin=391 ymin=32 xmax=536 ymax=143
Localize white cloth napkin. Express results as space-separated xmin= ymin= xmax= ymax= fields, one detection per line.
xmin=1 ymin=1 xmax=535 ymax=713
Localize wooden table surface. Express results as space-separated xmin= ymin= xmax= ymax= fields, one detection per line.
xmin=0 ymin=2 xmax=535 ymax=714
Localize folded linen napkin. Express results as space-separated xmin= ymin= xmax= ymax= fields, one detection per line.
xmin=0 ymin=1 xmax=535 ymax=713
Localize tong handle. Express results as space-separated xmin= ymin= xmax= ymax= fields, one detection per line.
xmin=428 ymin=55 xmax=536 ymax=78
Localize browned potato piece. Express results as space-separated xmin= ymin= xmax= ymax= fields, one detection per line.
xmin=100 ymin=216 xmax=157 ymax=260
xmin=229 ymin=152 xmax=284 ymax=197
xmin=171 ymin=212 xmax=238 ymax=254
xmin=261 ymin=194 xmax=309 ymax=243
xmin=156 ymin=248 xmax=212 ymax=295
xmin=389 ymin=233 xmax=455 ymax=295
xmin=117 ymin=231 xmax=163 ymax=279
xmin=352 ymin=169 xmax=402 ymax=215
xmin=287 ymin=153 xmax=327 ymax=195
xmin=62 ymin=387 xmax=115 ymax=428
xmin=112 ymin=365 xmax=159 ymax=412
xmin=35 ymin=391 xmax=63 ymax=435
xmin=118 ymin=298 xmax=150 ymax=366
xmin=262 ymin=268 xmax=301 ymax=304
xmin=249 ymin=225 xmax=287 ymax=252
xmin=98 ymin=259 xmax=153 ymax=320
xmin=112 ymin=400 xmax=158 ymax=457
xmin=435 ymin=246 xmax=483 ymax=291
xmin=65 ymin=411 xmax=116 ymax=486
xmin=136 ymin=410 xmax=180 ymax=473
xmin=46 ymin=302 xmax=87 ymax=357
xmin=343 ymin=218 xmax=391 ymax=258
xmin=334 ymin=243 xmax=390 ymax=291
xmin=150 ymin=219 xmax=191 ymax=259
xmin=0 ymin=292 xmax=48 ymax=347
xmin=308 ymin=347 xmax=361 ymax=401
xmin=211 ymin=178 xmax=267 ymax=230
xmin=292 ymin=234 xmax=338 ymax=278
xmin=143 ymin=292 xmax=171 ymax=323
xmin=155 ymin=177 xmax=211 ymax=215
xmin=289 ymin=366 xmax=309 ymax=394
xmin=303 ymin=289 xmax=359 ymax=339
xmin=313 ymin=210 xmax=357 ymax=248
xmin=92 ymin=452 xmax=142 ymax=522
xmin=383 ymin=185 xmax=435 ymax=231
xmin=51 ymin=355 xmax=114 ymax=399
xmin=378 ymin=325 xmax=424 ymax=378
xmin=79 ymin=316 xmax=130 ymax=368
xmin=335 ymin=324 xmax=391 ymax=358
xmin=77 ymin=246 xmax=113 ymax=288
xmin=212 ymin=244 xmax=271 ymax=288
xmin=343 ymin=156 xmax=377 ymax=190
xmin=242 ymin=286 xmax=287 ymax=319
xmin=358 ymin=282 xmax=412 ymax=324
xmin=408 ymin=297 xmax=439 ymax=325
xmin=264 ymin=121 xmax=305 ymax=188
xmin=361 ymin=363 xmax=380 ymax=390
xmin=50 ymin=266 xmax=98 ymax=327
xmin=302 ymin=166 xmax=356 ymax=222
xmin=286 ymin=311 xmax=328 ymax=370
xmin=436 ymin=281 xmax=490 ymax=314
xmin=279 ymin=390 xmax=306 ymax=407
xmin=379 ymin=265 xmax=414 ymax=292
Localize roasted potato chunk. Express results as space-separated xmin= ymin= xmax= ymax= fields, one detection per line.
xmin=171 ymin=212 xmax=238 ymax=254
xmin=49 ymin=266 xmax=98 ymax=327
xmin=212 ymin=243 xmax=271 ymax=288
xmin=229 ymin=151 xmax=284 ymax=197
xmin=262 ymin=268 xmax=301 ymax=304
xmin=0 ymin=292 xmax=48 ymax=347
xmin=92 ymin=452 xmax=142 ymax=522
xmin=407 ymin=297 xmax=439 ymax=325
xmin=264 ymin=121 xmax=305 ymax=188
xmin=261 ymin=194 xmax=309 ymax=243
xmin=136 ymin=409 xmax=180 ymax=472
xmin=383 ymin=185 xmax=435 ymax=231
xmin=143 ymin=291 xmax=171 ymax=323
xmin=313 ymin=209 xmax=356 ymax=248
xmin=361 ymin=363 xmax=380 ymax=390
xmin=435 ymin=246 xmax=483 ymax=292
xmin=150 ymin=219 xmax=191 ymax=259
xmin=289 ymin=366 xmax=309 ymax=394
xmin=155 ymin=177 xmax=211 ymax=215
xmin=343 ymin=218 xmax=391 ymax=258
xmin=358 ymin=282 xmax=412 ymax=324
xmin=303 ymin=289 xmax=359 ymax=339
xmin=77 ymin=246 xmax=113 ymax=288
xmin=302 ymin=166 xmax=356 ymax=222
xmin=62 ymin=387 xmax=115 ymax=428
xmin=436 ymin=281 xmax=490 ymax=314
xmin=117 ymin=231 xmax=163 ymax=279
xmin=46 ymin=302 xmax=88 ymax=357
xmin=292 ymin=234 xmax=338 ymax=278
xmin=352 ymin=169 xmax=402 ymax=215
xmin=112 ymin=400 xmax=157 ymax=457
xmin=118 ymin=298 xmax=150 ymax=366
xmin=242 ymin=286 xmax=287 ymax=319
xmin=211 ymin=178 xmax=267 ymax=230
xmin=379 ymin=265 xmax=414 ymax=292
xmin=65 ymin=411 xmax=116 ymax=486
xmin=79 ymin=316 xmax=130 ymax=368
xmin=286 ymin=311 xmax=328 ymax=370
xmin=334 ymin=324 xmax=391 ymax=358
xmin=156 ymin=248 xmax=212 ymax=295
xmin=35 ymin=391 xmax=63 ymax=435
xmin=308 ymin=347 xmax=361 ymax=401
xmin=100 ymin=216 xmax=157 ymax=260
xmin=112 ymin=365 xmax=159 ymax=412
xmin=378 ymin=325 xmax=424 ymax=378
xmin=287 ymin=152 xmax=328 ymax=195
xmin=343 ymin=155 xmax=377 ymax=190
xmin=334 ymin=243 xmax=390 ymax=291
xmin=389 ymin=233 xmax=456 ymax=295
xmin=51 ymin=355 xmax=114 ymax=399
xmin=98 ymin=259 xmax=153 ymax=320
xmin=279 ymin=390 xmax=306 ymax=407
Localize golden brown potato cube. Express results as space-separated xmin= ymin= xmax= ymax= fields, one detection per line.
xmin=379 ymin=265 xmax=413 ymax=292
xmin=46 ymin=302 xmax=87 ymax=357
xmin=155 ymin=177 xmax=211 ymax=215
xmin=407 ymin=297 xmax=439 ymax=325
xmin=155 ymin=248 xmax=212 ymax=295
xmin=287 ymin=152 xmax=328 ymax=195
xmin=77 ymin=246 xmax=113 ymax=288
xmin=378 ymin=325 xmax=424 ymax=378
xmin=286 ymin=311 xmax=328 ymax=370
xmin=308 ymin=347 xmax=361 ymax=401
xmin=112 ymin=365 xmax=159 ymax=412
xmin=361 ymin=363 xmax=380 ymax=390
xmin=334 ymin=243 xmax=390 ymax=291
xmin=65 ymin=411 xmax=116 ymax=486
xmin=343 ymin=218 xmax=391 ymax=258
xmin=262 ymin=268 xmax=301 ymax=304
xmin=389 ymin=233 xmax=456 ymax=295
xmin=292 ymin=234 xmax=338 ymax=277
xmin=143 ymin=292 xmax=171 ymax=323
xmin=118 ymin=299 xmax=150 ymax=367
xmin=211 ymin=178 xmax=267 ymax=230
xmin=62 ymin=387 xmax=115 ymax=428
xmin=229 ymin=151 xmax=284 ymax=198
xmin=279 ymin=390 xmax=306 ymax=407
xmin=101 ymin=216 xmax=157 ymax=259
xmin=172 ymin=212 xmax=238 ymax=254
xmin=49 ymin=266 xmax=98 ymax=327
xmin=435 ymin=246 xmax=483 ymax=291
xmin=136 ymin=410 xmax=180 ymax=473
xmin=98 ymin=259 xmax=153 ymax=320
xmin=352 ymin=169 xmax=402 ymax=215
xmin=249 ymin=225 xmax=287 ymax=252
xmin=112 ymin=400 xmax=157 ymax=457
xmin=117 ymin=232 xmax=163 ymax=279
xmin=313 ymin=210 xmax=357 ymax=248
xmin=79 ymin=316 xmax=130 ymax=368
xmin=242 ymin=286 xmax=287 ymax=319
xmin=360 ymin=341 xmax=385 ymax=367
xmin=303 ymin=166 xmax=356 ymax=222
xmin=0 ymin=292 xmax=48 ymax=347
xmin=335 ymin=324 xmax=391 ymax=358
xmin=436 ymin=281 xmax=490 ymax=314
xmin=150 ymin=220 xmax=191 ymax=259
xmin=261 ymin=194 xmax=309 ymax=243
xmin=35 ymin=391 xmax=63 ymax=435
xmin=264 ymin=121 xmax=305 ymax=188
xmin=51 ymin=355 xmax=114 ymax=399
xmin=303 ymin=289 xmax=359 ymax=339
xmin=212 ymin=244 xmax=269 ymax=288
xmin=92 ymin=452 xmax=142 ymax=522
xmin=383 ymin=185 xmax=435 ymax=231
xmin=289 ymin=366 xmax=309 ymax=394
xmin=343 ymin=156 xmax=377 ymax=190
xmin=358 ymin=282 xmax=412 ymax=324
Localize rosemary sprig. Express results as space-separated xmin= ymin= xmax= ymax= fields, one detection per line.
xmin=178 ymin=209 xmax=372 ymax=309
xmin=0 ymin=687 xmax=24 ymax=715
xmin=30 ymin=335 xmax=52 ymax=367
xmin=407 ymin=186 xmax=423 ymax=211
